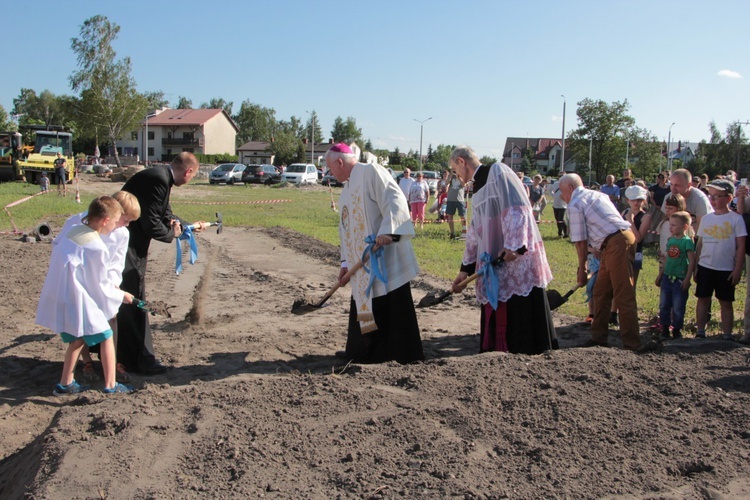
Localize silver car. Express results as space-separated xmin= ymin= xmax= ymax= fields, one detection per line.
xmin=209 ymin=163 xmax=246 ymax=185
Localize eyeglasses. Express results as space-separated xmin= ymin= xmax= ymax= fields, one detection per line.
xmin=708 ymin=194 xmax=728 ymax=200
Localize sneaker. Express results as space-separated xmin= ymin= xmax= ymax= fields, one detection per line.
xmin=115 ymin=363 xmax=132 ymax=383
xmin=53 ymin=380 xmax=90 ymax=396
xmin=81 ymin=361 xmax=100 ymax=382
xmin=722 ymin=333 xmax=734 ymax=341
xmin=102 ymin=383 xmax=134 ymax=394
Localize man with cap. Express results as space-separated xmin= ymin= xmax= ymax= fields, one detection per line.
xmin=326 ymin=143 xmax=424 ymax=364
xmin=558 ymin=173 xmax=641 ymax=351
xmin=694 ymin=179 xmax=746 ymax=340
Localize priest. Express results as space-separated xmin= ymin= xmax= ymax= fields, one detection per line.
xmin=326 ymin=143 xmax=424 ymax=364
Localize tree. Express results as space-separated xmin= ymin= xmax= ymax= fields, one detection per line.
xmin=143 ymin=91 xmax=169 ymax=110
xmin=302 ymin=110 xmax=324 ymax=144
xmin=625 ymin=127 xmax=662 ymax=182
xmin=331 ymin=116 xmax=362 ymax=145
xmin=69 ymin=15 xmax=148 ymax=167
xmin=480 ymin=155 xmax=498 ymax=166
xmin=389 ymin=147 xmax=402 ymax=166
xmin=0 ymin=104 xmax=12 ymax=131
xmin=567 ymin=98 xmax=636 ymax=184
xmin=176 ymin=96 xmax=192 ymax=109
xmin=267 ymin=130 xmax=301 ymax=167
xmin=12 ymin=89 xmax=77 ymax=128
xmin=233 ymin=101 xmax=276 ymax=146
xmin=200 ymin=98 xmax=233 ymax=115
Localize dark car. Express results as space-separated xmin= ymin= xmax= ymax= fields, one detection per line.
xmin=321 ymin=173 xmax=343 ymax=187
xmin=242 ymin=164 xmax=281 ymax=185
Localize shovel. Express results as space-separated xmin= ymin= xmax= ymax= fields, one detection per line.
xmin=134 ymin=297 xmax=174 ymax=318
xmin=185 ymin=212 xmax=223 ymax=234
xmin=546 ymin=284 xmax=583 ymax=311
xmin=291 ymin=258 xmax=366 ymax=315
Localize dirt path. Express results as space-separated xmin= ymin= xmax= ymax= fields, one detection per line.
xmin=1 ymin=176 xmax=750 ymax=498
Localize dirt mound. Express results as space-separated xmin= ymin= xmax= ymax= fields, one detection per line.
xmin=1 ymin=177 xmax=750 ymax=497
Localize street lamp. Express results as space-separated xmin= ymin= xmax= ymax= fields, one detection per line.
xmin=667 ymin=122 xmax=675 ymax=172
xmin=306 ymin=110 xmax=315 ymax=165
xmin=560 ymin=95 xmax=566 ymax=174
xmin=413 ymin=117 xmax=432 ymax=170
xmin=588 ymin=136 xmax=593 ymax=186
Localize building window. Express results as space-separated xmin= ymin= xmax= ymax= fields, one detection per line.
xmin=183 ymin=132 xmax=194 ymax=140
xmin=131 ymin=131 xmax=138 ymax=140
xmin=148 ymin=131 xmax=154 ymax=140
xmin=133 ymin=147 xmax=138 ymax=156
xmin=148 ymin=147 xmax=154 ymax=156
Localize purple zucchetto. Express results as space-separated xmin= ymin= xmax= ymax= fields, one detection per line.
xmin=329 ymin=143 xmax=353 ymax=154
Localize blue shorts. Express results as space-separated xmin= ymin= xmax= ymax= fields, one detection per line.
xmin=60 ymin=329 xmax=113 ymax=347
xmin=446 ymin=201 xmax=465 ymax=217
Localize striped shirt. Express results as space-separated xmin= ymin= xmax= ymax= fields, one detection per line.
xmin=567 ymin=186 xmax=631 ymax=250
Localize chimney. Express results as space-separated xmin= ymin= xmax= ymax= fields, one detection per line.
xmin=677 ymin=141 xmax=682 ymax=152
xmin=329 ymin=138 xmax=333 ymax=144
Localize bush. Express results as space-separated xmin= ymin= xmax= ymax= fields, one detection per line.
xmin=194 ymin=153 xmax=239 ymax=164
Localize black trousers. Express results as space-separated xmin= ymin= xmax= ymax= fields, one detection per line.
xmin=117 ymin=246 xmax=158 ymax=371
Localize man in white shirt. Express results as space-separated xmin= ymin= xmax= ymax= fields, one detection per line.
xmin=398 ymin=169 xmax=415 ymax=208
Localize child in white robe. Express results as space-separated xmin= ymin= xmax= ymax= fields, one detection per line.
xmin=36 ymin=196 xmax=135 ymax=395
xmin=53 ymin=191 xmax=141 ymax=383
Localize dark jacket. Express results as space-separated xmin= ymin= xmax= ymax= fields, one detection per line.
xmin=122 ymin=166 xmax=178 ymax=259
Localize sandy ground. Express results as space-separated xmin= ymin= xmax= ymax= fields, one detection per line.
xmin=1 ymin=176 xmax=750 ymax=498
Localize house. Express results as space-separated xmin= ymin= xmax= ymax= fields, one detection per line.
xmin=501 ymin=137 xmax=573 ymax=174
xmin=668 ymin=141 xmax=697 ymax=165
xmin=237 ymin=141 xmax=275 ymax=165
xmin=116 ymin=108 xmax=239 ymax=163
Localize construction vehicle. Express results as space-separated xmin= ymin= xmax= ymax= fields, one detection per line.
xmin=0 ymin=125 xmax=75 ymax=184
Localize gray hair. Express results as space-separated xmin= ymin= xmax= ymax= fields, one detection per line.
xmin=560 ymin=173 xmax=582 ymax=190
xmin=450 ymin=145 xmax=479 ymax=164
xmin=325 ymin=148 xmax=357 ymax=165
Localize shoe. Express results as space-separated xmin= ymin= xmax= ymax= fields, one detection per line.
xmin=672 ymin=330 xmax=682 ymax=339
xmin=53 ymin=380 xmax=90 ymax=396
xmin=116 ymin=363 xmax=132 ymax=383
xmin=334 ymin=350 xmax=349 ymax=359
xmin=722 ymin=333 xmax=734 ymax=341
xmin=609 ymin=313 xmax=619 ymax=326
xmin=695 ymin=331 xmax=706 ymax=339
xmin=81 ymin=361 xmax=100 ymax=382
xmin=139 ymin=362 xmax=169 ymax=375
xmin=659 ymin=333 xmax=671 ymax=342
xmin=103 ymin=383 xmax=134 ymax=394
xmin=584 ymin=314 xmax=594 ymax=324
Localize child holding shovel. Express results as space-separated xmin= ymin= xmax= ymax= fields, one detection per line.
xmin=36 ymin=196 xmax=135 ymax=395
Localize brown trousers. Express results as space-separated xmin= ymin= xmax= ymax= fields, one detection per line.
xmin=591 ymin=230 xmax=641 ymax=350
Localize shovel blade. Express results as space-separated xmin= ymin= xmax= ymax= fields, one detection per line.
xmin=417 ymin=290 xmax=452 ymax=308
xmin=291 ymin=300 xmax=329 ymax=315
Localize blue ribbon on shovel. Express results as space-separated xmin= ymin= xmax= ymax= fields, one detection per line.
xmin=478 ymin=252 xmax=501 ymax=311
xmin=175 ymin=226 xmax=198 ymax=275
xmin=362 ymin=234 xmax=388 ymax=297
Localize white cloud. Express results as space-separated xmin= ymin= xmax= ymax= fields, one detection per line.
xmin=718 ymin=69 xmax=742 ymax=79
xmin=551 ymin=115 xmax=562 ymax=123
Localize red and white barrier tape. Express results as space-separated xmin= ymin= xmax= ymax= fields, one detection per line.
xmin=3 ymin=191 xmax=48 ymax=234
xmin=172 ymin=199 xmax=291 ymax=205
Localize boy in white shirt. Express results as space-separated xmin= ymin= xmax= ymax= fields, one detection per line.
xmin=694 ymin=179 xmax=746 ymax=339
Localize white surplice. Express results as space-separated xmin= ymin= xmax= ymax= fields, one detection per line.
xmin=339 ymin=163 xmax=419 ymax=332
xmin=36 ymin=225 xmax=125 ymax=337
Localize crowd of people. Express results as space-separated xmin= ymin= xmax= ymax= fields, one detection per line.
xmin=35 ymin=146 xmax=750 ymax=396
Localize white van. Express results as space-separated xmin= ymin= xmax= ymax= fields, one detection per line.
xmin=281 ymin=163 xmax=318 ymax=185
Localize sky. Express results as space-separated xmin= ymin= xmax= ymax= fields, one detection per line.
xmin=3 ymin=0 xmax=750 ymax=160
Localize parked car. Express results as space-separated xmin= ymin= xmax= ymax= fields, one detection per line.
xmin=209 ymin=163 xmax=246 ymax=185
xmin=281 ymin=163 xmax=318 ymax=185
xmin=421 ymin=170 xmax=440 ymax=195
xmin=321 ymin=173 xmax=343 ymax=187
xmin=243 ymin=164 xmax=281 ymax=185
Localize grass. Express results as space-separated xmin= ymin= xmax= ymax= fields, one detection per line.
xmin=1 ymin=178 xmax=745 ymax=335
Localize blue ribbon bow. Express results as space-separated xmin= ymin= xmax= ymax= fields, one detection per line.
xmin=362 ymin=234 xmax=388 ymax=297
xmin=175 ymin=226 xmax=198 ymax=275
xmin=479 ymin=252 xmax=500 ymax=311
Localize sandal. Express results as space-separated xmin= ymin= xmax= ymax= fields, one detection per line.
xmin=53 ymin=380 xmax=90 ymax=396
xmin=116 ymin=363 xmax=132 ymax=383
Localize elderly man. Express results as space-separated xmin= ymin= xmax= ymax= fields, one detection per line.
xmin=559 ymin=173 xmax=641 ymax=351
xmin=398 ymin=168 xmax=415 ymax=206
xmin=600 ymin=175 xmax=620 ymax=206
xmin=117 ymin=152 xmax=207 ymax=374
xmin=326 ymin=143 xmax=424 ymax=364
xmin=450 ymin=146 xmax=556 ymax=354
xmin=661 ymin=168 xmax=712 ymax=230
